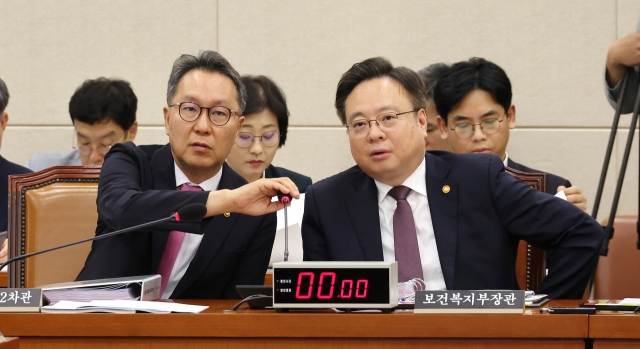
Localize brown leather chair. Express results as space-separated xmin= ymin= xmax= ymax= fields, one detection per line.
xmin=593 ymin=216 xmax=640 ymax=299
xmin=505 ymin=166 xmax=547 ymax=293
xmin=8 ymin=166 xmax=101 ymax=288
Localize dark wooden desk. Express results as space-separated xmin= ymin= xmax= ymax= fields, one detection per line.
xmin=590 ymin=310 xmax=640 ymax=348
xmin=0 ymin=337 xmax=19 ymax=349
xmin=0 ymin=300 xmax=587 ymax=349
xmin=0 ymin=271 xmax=7 ymax=288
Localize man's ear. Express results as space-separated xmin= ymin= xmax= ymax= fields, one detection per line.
xmin=507 ymin=104 xmax=516 ymax=129
xmin=436 ymin=115 xmax=449 ymax=140
xmin=0 ymin=112 xmax=8 ymax=132
xmin=163 ymin=106 xmax=170 ymax=136
xmin=126 ymin=121 xmax=138 ymax=142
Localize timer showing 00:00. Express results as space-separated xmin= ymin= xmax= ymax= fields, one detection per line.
xmin=294 ymin=272 xmax=368 ymax=299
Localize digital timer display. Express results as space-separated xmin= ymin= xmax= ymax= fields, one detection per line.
xmin=273 ymin=268 xmax=390 ymax=304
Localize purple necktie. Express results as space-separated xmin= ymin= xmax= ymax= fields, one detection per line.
xmin=388 ymin=185 xmax=423 ymax=282
xmin=157 ymin=183 xmax=203 ymax=296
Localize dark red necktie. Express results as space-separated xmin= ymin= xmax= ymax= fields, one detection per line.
xmin=388 ymin=185 xmax=423 ymax=282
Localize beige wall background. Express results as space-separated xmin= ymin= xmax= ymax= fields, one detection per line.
xmin=1 ymin=0 xmax=639 ymax=221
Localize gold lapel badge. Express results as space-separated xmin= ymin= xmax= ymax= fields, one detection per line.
xmin=442 ymin=185 xmax=450 ymax=194
xmin=224 ymin=212 xmax=231 ymax=218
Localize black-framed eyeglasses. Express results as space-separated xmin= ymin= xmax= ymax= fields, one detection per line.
xmin=450 ymin=115 xmax=506 ymax=139
xmin=169 ymin=102 xmax=239 ymax=126
xmin=73 ymin=130 xmax=128 ymax=156
xmin=346 ymin=109 xmax=420 ymax=138
xmin=235 ymin=131 xmax=280 ymax=148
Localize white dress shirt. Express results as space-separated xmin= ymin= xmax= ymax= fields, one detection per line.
xmin=375 ymin=158 xmax=447 ymax=290
xmin=161 ymin=163 xmax=222 ymax=299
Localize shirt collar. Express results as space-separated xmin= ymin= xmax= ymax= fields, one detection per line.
xmin=173 ymin=162 xmax=222 ymax=191
xmin=503 ymin=152 xmax=509 ymax=167
xmin=375 ymin=157 xmax=427 ymax=203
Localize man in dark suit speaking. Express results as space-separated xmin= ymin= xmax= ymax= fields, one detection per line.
xmin=301 ymin=57 xmax=603 ymax=299
xmin=77 ymin=51 xmax=299 ymax=299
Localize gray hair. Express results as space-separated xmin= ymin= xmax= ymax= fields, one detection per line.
xmin=0 ymin=78 xmax=9 ymax=114
xmin=166 ymin=50 xmax=246 ymax=114
xmin=417 ymin=63 xmax=450 ymax=101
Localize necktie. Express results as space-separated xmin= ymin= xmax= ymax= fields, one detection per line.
xmin=388 ymin=185 xmax=423 ymax=282
xmin=157 ymin=183 xmax=203 ymax=296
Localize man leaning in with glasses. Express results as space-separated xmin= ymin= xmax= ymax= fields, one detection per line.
xmin=433 ymin=58 xmax=587 ymax=211
xmin=27 ymin=78 xmax=138 ymax=170
xmin=301 ymin=57 xmax=602 ymax=299
xmin=76 ymin=51 xmax=299 ymax=299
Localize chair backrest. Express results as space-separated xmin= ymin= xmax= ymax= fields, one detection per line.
xmin=8 ymin=166 xmax=100 ymax=288
xmin=505 ymin=166 xmax=547 ymax=293
xmin=594 ymin=216 xmax=640 ymax=299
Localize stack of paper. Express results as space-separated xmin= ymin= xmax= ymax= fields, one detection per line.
xmin=42 ymin=300 xmax=208 ymax=314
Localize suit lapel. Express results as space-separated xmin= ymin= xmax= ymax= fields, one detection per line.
xmin=425 ymin=153 xmax=458 ymax=290
xmin=171 ymin=162 xmax=240 ymax=297
xmin=150 ymin=145 xmax=180 ymax=271
xmin=345 ymin=169 xmax=384 ymax=261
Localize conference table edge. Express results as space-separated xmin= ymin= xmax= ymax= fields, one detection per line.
xmin=0 ymin=300 xmax=588 ymax=339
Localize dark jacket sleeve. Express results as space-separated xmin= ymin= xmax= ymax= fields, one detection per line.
xmin=488 ymin=156 xmax=603 ymax=298
xmin=97 ymin=144 xmax=208 ymax=234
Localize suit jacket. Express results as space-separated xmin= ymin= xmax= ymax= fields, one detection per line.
xmin=0 ymin=156 xmax=31 ymax=231
xmin=264 ymin=164 xmax=312 ymax=193
xmin=507 ymin=158 xmax=571 ymax=196
xmin=302 ymin=151 xmax=603 ymax=299
xmin=76 ymin=143 xmax=276 ymax=299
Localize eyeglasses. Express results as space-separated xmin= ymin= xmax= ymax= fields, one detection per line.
xmin=235 ymin=131 xmax=280 ymax=148
xmin=169 ymin=102 xmax=239 ymax=126
xmin=346 ymin=109 xmax=419 ymax=138
xmin=450 ymin=115 xmax=505 ymax=139
xmin=73 ymin=131 xmax=128 ymax=156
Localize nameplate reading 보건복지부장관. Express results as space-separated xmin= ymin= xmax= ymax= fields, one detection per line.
xmin=414 ymin=290 xmax=525 ymax=314
xmin=0 ymin=288 xmax=42 ymax=312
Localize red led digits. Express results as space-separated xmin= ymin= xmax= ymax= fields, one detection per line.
xmin=355 ymin=279 xmax=368 ymax=298
xmin=295 ymin=272 xmax=314 ymax=299
xmin=317 ymin=272 xmax=336 ymax=299
xmin=340 ymin=279 xmax=353 ymax=298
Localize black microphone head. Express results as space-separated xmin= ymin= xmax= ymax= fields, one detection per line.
xmin=176 ymin=203 xmax=208 ymax=222
xmin=278 ymin=191 xmax=292 ymax=204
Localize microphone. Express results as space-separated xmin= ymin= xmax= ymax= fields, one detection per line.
xmin=0 ymin=203 xmax=208 ymax=273
xmin=277 ymin=192 xmax=292 ymax=262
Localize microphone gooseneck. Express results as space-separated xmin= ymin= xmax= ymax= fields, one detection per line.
xmin=0 ymin=204 xmax=206 ymax=274
xmin=278 ymin=193 xmax=291 ymax=262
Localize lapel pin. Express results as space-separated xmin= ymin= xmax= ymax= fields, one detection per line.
xmin=224 ymin=212 xmax=231 ymax=218
xmin=442 ymin=185 xmax=450 ymax=194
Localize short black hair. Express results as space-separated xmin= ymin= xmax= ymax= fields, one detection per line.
xmin=335 ymin=57 xmax=426 ymax=125
xmin=417 ymin=63 xmax=450 ymax=101
xmin=69 ymin=77 xmax=137 ymax=131
xmin=434 ymin=57 xmax=512 ymax=126
xmin=241 ymin=75 xmax=289 ymax=147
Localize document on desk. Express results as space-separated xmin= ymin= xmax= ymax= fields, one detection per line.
xmin=42 ymin=300 xmax=208 ymax=314
xmin=269 ymin=193 xmax=305 ymax=266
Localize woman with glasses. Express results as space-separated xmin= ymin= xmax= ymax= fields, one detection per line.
xmin=227 ymin=75 xmax=312 ymax=192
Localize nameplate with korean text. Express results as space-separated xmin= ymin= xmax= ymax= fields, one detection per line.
xmin=0 ymin=288 xmax=42 ymax=312
xmin=414 ymin=290 xmax=525 ymax=314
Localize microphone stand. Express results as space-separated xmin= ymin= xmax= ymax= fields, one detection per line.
xmin=0 ymin=215 xmax=178 ymax=273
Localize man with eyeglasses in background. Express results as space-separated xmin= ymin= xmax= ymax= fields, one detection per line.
xmin=433 ymin=58 xmax=587 ymax=212
xmin=27 ymin=77 xmax=138 ymax=170
xmin=0 ymin=77 xmax=32 ymax=264
xmin=76 ymin=51 xmax=299 ymax=299
xmin=301 ymin=57 xmax=602 ymax=299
